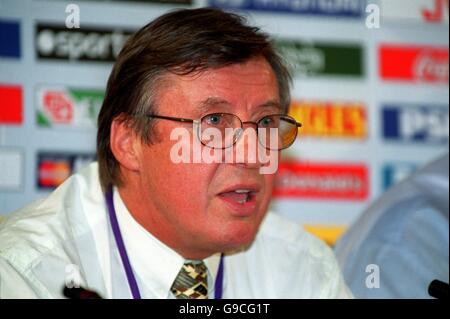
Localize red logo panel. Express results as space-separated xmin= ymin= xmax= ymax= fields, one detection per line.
xmin=274 ymin=161 xmax=369 ymax=201
xmin=380 ymin=45 xmax=448 ymax=83
xmin=0 ymin=84 xmax=23 ymax=124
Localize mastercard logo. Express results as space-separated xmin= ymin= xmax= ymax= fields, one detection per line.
xmin=38 ymin=160 xmax=71 ymax=188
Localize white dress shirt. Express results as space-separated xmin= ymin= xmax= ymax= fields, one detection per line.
xmin=0 ymin=162 xmax=351 ymax=298
xmin=112 ymin=187 xmax=221 ymax=299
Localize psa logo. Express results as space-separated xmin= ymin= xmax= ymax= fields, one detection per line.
xmin=276 ymin=40 xmax=363 ymax=77
xmin=382 ymin=104 xmax=449 ymax=144
xmin=35 ymin=23 xmax=134 ymax=62
xmin=289 ymin=100 xmax=367 ymax=139
xmin=209 ymin=0 xmax=365 ymax=17
xmin=37 ymin=152 xmax=95 ymax=189
xmin=36 ymin=86 xmax=104 ymax=128
xmin=380 ymin=45 xmax=448 ymax=84
xmin=273 ymin=161 xmax=369 ymax=200
xmin=382 ymin=162 xmax=417 ymax=191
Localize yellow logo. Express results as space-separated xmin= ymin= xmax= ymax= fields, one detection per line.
xmin=289 ymin=100 xmax=367 ymax=138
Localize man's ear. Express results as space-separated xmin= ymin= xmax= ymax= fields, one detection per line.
xmin=110 ymin=117 xmax=140 ymax=172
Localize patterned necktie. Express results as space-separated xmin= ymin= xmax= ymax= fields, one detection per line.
xmin=171 ymin=261 xmax=208 ymax=299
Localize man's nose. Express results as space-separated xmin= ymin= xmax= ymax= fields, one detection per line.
xmin=230 ymin=124 xmax=265 ymax=169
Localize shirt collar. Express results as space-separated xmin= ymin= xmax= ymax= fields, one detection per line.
xmin=113 ymin=187 xmax=221 ymax=298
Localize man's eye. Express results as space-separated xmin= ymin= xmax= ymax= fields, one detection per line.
xmin=260 ymin=117 xmax=273 ymax=127
xmin=205 ymin=114 xmax=222 ymax=125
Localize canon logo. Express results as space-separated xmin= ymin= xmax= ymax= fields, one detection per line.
xmin=35 ymin=24 xmax=134 ymax=62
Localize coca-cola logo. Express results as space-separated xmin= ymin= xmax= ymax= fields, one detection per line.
xmin=381 ymin=44 xmax=448 ymax=84
xmin=414 ymin=53 xmax=449 ymax=82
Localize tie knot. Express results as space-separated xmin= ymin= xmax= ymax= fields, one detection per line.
xmin=171 ymin=261 xmax=208 ymax=299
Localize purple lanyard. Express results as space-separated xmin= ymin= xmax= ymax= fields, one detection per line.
xmin=105 ymin=186 xmax=224 ymax=299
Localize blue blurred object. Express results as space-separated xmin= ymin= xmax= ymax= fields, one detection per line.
xmin=335 ymin=153 xmax=449 ymax=298
xmin=0 ymin=20 xmax=21 ymax=58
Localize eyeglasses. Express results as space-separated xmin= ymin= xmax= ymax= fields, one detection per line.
xmin=146 ymin=113 xmax=302 ymax=150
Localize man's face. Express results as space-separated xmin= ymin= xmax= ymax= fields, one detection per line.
xmin=133 ymin=57 xmax=281 ymax=258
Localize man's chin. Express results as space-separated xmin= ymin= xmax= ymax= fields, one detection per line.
xmin=214 ymin=224 xmax=259 ymax=253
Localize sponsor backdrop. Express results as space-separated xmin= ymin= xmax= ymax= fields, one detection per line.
xmin=0 ymin=0 xmax=448 ymax=244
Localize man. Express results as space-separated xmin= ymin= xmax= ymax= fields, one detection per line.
xmin=335 ymin=153 xmax=449 ymax=298
xmin=0 ymin=8 xmax=350 ymax=298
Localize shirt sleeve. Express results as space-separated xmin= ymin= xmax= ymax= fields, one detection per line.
xmin=320 ymin=243 xmax=354 ymax=299
xmin=0 ymin=257 xmax=40 ymax=299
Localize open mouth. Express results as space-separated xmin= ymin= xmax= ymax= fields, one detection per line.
xmin=218 ymin=189 xmax=256 ymax=204
xmin=217 ymin=186 xmax=260 ymax=216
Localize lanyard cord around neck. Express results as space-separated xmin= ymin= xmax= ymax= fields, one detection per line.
xmin=105 ymin=186 xmax=224 ymax=299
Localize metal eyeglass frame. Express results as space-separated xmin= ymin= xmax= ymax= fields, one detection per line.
xmin=145 ymin=112 xmax=302 ymax=150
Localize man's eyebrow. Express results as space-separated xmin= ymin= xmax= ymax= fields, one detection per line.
xmin=198 ymin=97 xmax=231 ymax=113
xmin=198 ymin=97 xmax=281 ymax=113
xmin=257 ymin=100 xmax=282 ymax=110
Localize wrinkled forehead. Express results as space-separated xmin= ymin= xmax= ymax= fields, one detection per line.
xmin=197 ymin=97 xmax=281 ymax=114
xmin=154 ymin=58 xmax=281 ymax=116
